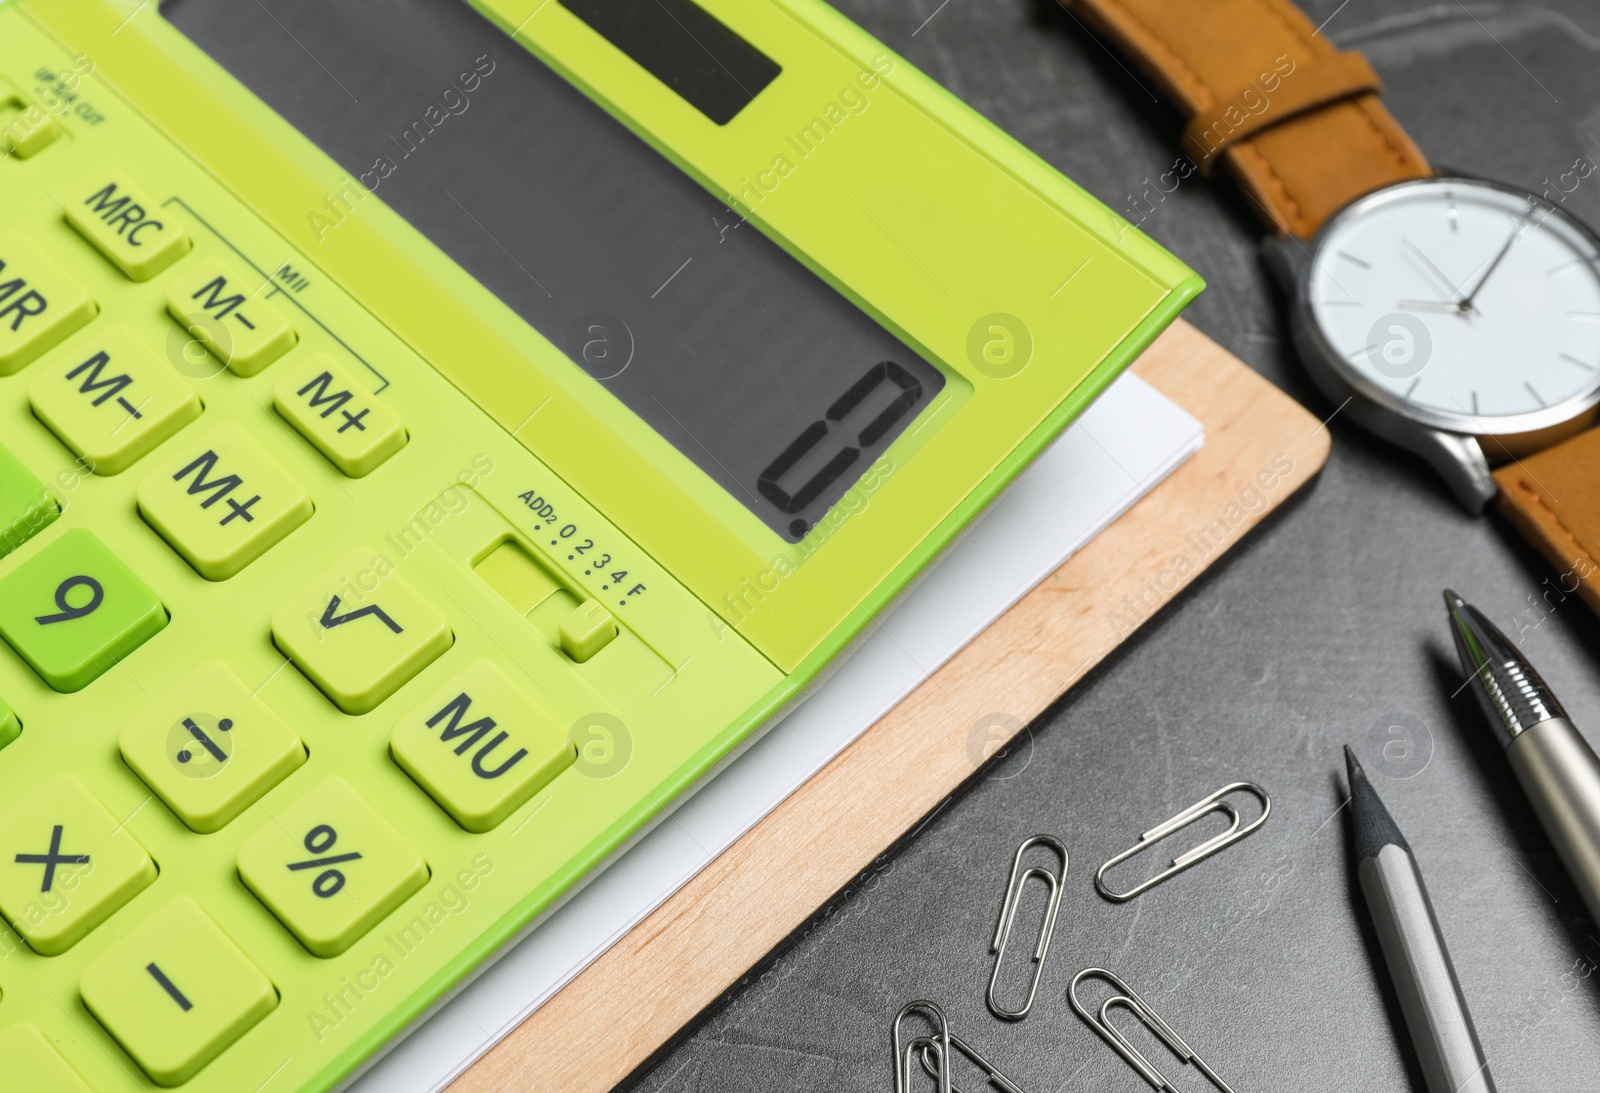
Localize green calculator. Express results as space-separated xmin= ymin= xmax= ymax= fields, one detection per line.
xmin=0 ymin=0 xmax=1199 ymax=1087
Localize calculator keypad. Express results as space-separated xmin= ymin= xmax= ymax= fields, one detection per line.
xmin=119 ymin=662 xmax=306 ymax=833
xmin=63 ymin=177 xmax=192 ymax=282
xmin=0 ymin=233 xmax=97 ymax=376
xmin=164 ymin=257 xmax=295 ymax=377
xmin=0 ymin=528 xmax=167 ymax=693
xmin=79 ymin=898 xmax=277 ymax=1088
xmin=236 ymin=777 xmax=428 ymax=957
xmin=0 ymin=439 xmax=58 ymax=558
xmin=274 ymin=354 xmax=407 ymax=478
xmin=29 ymin=324 xmax=203 ymax=475
xmin=0 ymin=1024 xmax=94 ymax=1091
xmin=391 ymin=660 xmax=576 ymax=833
xmin=272 ymin=547 xmax=453 ymax=715
xmin=137 ymin=422 xmax=313 ymax=581
xmin=0 ymin=774 xmax=156 ymax=955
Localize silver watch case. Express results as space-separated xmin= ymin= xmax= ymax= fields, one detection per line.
xmin=1263 ymin=176 xmax=1600 ymax=514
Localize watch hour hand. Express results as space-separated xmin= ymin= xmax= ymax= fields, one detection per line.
xmin=1398 ymin=299 xmax=1468 ymax=314
xmin=1401 ymin=239 xmax=1471 ymax=309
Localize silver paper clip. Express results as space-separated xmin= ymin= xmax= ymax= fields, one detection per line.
xmin=1093 ymin=781 xmax=1269 ymax=902
xmin=1068 ymin=968 xmax=1237 ymax=1093
xmin=893 ymin=1000 xmax=951 ymax=1093
xmin=986 ymin=834 xmax=1067 ymax=1020
xmin=910 ymin=1033 xmax=1028 ymax=1093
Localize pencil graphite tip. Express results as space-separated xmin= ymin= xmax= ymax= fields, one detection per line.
xmin=1343 ymin=744 xmax=1409 ymax=860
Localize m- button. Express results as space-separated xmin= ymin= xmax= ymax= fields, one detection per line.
xmin=138 ymin=422 xmax=312 ymax=580
xmin=165 ymin=258 xmax=295 ymax=377
xmin=0 ymin=774 xmax=156 ymax=955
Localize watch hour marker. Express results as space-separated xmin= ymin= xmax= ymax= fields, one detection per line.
xmin=1405 ymin=377 xmax=1421 ymax=398
xmin=1526 ymin=382 xmax=1546 ymax=407
xmin=1447 ymin=199 xmax=1458 ymax=232
xmin=1559 ymin=352 xmax=1597 ymax=371
xmin=1337 ymin=250 xmax=1372 ymax=269
xmin=1321 ymin=300 xmax=1361 ymax=307
xmin=1547 ymin=257 xmax=1599 ymax=277
xmin=1471 ymin=391 xmax=1480 ymax=415
xmin=1568 ymin=312 xmax=1600 ymax=322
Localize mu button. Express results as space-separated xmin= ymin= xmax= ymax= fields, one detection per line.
xmin=138 ymin=422 xmax=312 ymax=580
xmin=0 ymin=774 xmax=156 ymax=955
xmin=391 ymin=661 xmax=575 ymax=832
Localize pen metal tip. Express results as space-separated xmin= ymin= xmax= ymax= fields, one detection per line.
xmin=1444 ymin=589 xmax=1565 ymax=744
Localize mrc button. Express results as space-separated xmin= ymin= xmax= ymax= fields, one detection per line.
xmin=0 ymin=234 xmax=97 ymax=376
xmin=138 ymin=422 xmax=312 ymax=580
xmin=64 ymin=178 xmax=192 ymax=282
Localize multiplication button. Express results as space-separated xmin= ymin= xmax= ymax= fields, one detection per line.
xmin=120 ymin=662 xmax=305 ymax=832
xmin=0 ymin=774 xmax=156 ymax=954
xmin=138 ymin=422 xmax=312 ymax=580
xmin=391 ymin=661 xmax=576 ymax=832
xmin=80 ymin=898 xmax=276 ymax=1087
xmin=237 ymin=777 xmax=427 ymax=957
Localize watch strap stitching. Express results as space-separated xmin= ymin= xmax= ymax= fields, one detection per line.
xmin=1183 ymin=52 xmax=1382 ymax=174
xmin=1499 ymin=476 xmax=1600 ymax=591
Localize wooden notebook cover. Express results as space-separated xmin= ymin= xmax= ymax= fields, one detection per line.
xmin=453 ymin=319 xmax=1331 ymax=1091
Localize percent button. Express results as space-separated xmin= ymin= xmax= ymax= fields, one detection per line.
xmin=237 ymin=777 xmax=426 ymax=957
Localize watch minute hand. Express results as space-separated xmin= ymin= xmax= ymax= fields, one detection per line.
xmin=1459 ymin=220 xmax=1524 ymax=308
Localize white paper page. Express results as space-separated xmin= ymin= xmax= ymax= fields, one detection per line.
xmin=352 ymin=372 xmax=1204 ymax=1091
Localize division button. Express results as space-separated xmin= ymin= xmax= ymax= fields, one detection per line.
xmin=391 ymin=660 xmax=576 ymax=832
xmin=63 ymin=178 xmax=191 ymax=281
xmin=30 ymin=325 xmax=202 ymax=475
xmin=119 ymin=661 xmax=306 ymax=833
xmin=164 ymin=257 xmax=295 ymax=377
xmin=0 ymin=774 xmax=156 ymax=955
xmin=237 ymin=777 xmax=427 ymax=957
xmin=137 ymin=422 xmax=312 ymax=580
xmin=79 ymin=898 xmax=277 ymax=1087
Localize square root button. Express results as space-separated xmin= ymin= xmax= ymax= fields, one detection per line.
xmin=237 ymin=777 xmax=427 ymax=957
xmin=272 ymin=548 xmax=452 ymax=715
xmin=0 ymin=774 xmax=156 ymax=954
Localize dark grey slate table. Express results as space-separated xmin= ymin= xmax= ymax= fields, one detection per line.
xmin=162 ymin=1 xmax=1600 ymax=1088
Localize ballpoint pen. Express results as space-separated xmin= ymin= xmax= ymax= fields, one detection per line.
xmin=1344 ymin=747 xmax=1497 ymax=1093
xmin=1446 ymin=590 xmax=1600 ymax=926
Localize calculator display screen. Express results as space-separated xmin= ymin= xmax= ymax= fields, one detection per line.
xmin=164 ymin=0 xmax=946 ymax=544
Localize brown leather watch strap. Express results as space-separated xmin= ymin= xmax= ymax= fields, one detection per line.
xmin=1059 ymin=0 xmax=1431 ymax=237
xmin=1494 ymin=432 xmax=1600 ymax=615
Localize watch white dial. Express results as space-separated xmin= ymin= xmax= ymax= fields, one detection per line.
xmin=1306 ymin=177 xmax=1600 ymax=434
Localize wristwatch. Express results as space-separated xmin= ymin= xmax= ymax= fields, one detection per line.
xmin=1058 ymin=0 xmax=1600 ymax=613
